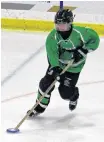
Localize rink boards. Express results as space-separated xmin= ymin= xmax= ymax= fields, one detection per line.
xmin=1 ymin=2 xmax=104 ymax=36
xmin=1 ymin=17 xmax=104 ymax=36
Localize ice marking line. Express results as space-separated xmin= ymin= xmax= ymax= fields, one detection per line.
xmin=1 ymin=45 xmax=44 ymax=86
xmin=79 ymin=80 xmax=104 ymax=86
xmin=1 ymin=92 xmax=35 ymax=103
xmin=1 ymin=80 xmax=104 ymax=103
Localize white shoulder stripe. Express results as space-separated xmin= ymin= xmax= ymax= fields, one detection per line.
xmin=73 ymin=28 xmax=85 ymax=43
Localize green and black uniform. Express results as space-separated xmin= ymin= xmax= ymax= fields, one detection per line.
xmin=35 ymin=25 xmax=100 ymax=113
xmin=46 ymin=25 xmax=100 ymax=73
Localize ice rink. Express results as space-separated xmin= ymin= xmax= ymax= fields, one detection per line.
xmin=1 ymin=30 xmax=104 ymax=142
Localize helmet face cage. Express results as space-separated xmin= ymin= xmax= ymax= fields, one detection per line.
xmin=55 ymin=23 xmax=72 ymax=31
xmin=54 ymin=9 xmax=74 ymax=31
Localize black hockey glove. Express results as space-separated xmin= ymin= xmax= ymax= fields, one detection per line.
xmin=48 ymin=66 xmax=62 ymax=80
xmin=73 ymin=47 xmax=88 ymax=63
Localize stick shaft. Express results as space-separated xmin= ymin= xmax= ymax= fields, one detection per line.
xmin=15 ymin=59 xmax=74 ymax=129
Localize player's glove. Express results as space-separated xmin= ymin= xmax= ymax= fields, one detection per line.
xmin=48 ymin=66 xmax=62 ymax=80
xmin=73 ymin=46 xmax=88 ymax=63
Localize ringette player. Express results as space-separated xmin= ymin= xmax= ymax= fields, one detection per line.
xmin=28 ymin=9 xmax=100 ymax=117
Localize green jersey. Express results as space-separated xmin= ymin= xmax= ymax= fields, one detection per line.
xmin=46 ymin=25 xmax=100 ymax=73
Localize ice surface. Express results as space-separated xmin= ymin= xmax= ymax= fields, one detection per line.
xmin=1 ymin=30 xmax=104 ymax=142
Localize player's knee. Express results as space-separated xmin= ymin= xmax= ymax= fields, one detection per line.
xmin=39 ymin=76 xmax=55 ymax=93
xmin=58 ymin=85 xmax=79 ymax=100
xmin=39 ymin=77 xmax=48 ymax=92
xmin=58 ymin=84 xmax=74 ymax=100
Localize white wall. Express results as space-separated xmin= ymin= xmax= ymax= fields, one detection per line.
xmin=1 ymin=1 xmax=104 ymax=24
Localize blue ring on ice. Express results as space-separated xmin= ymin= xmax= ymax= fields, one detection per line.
xmin=6 ymin=128 xmax=20 ymax=133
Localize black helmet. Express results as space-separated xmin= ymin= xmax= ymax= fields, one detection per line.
xmin=54 ymin=9 xmax=74 ymax=24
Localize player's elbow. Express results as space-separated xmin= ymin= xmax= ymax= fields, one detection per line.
xmin=93 ymin=37 xmax=100 ymax=51
xmin=87 ymin=37 xmax=100 ymax=52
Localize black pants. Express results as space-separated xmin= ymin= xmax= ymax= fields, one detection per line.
xmin=35 ymin=65 xmax=80 ymax=113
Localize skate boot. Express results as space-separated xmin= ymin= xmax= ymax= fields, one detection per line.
xmin=27 ymin=109 xmax=39 ymax=117
xmin=69 ymin=100 xmax=78 ymax=111
xmin=69 ymin=87 xmax=79 ymax=111
xmin=27 ymin=104 xmax=45 ymax=117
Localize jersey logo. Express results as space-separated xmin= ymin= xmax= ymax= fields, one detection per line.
xmin=64 ymin=77 xmax=72 ymax=87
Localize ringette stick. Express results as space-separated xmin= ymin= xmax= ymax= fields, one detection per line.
xmin=6 ymin=59 xmax=74 ymax=133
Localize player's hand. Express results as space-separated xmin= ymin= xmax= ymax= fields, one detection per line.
xmin=48 ymin=66 xmax=62 ymax=80
xmin=73 ymin=47 xmax=88 ymax=62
